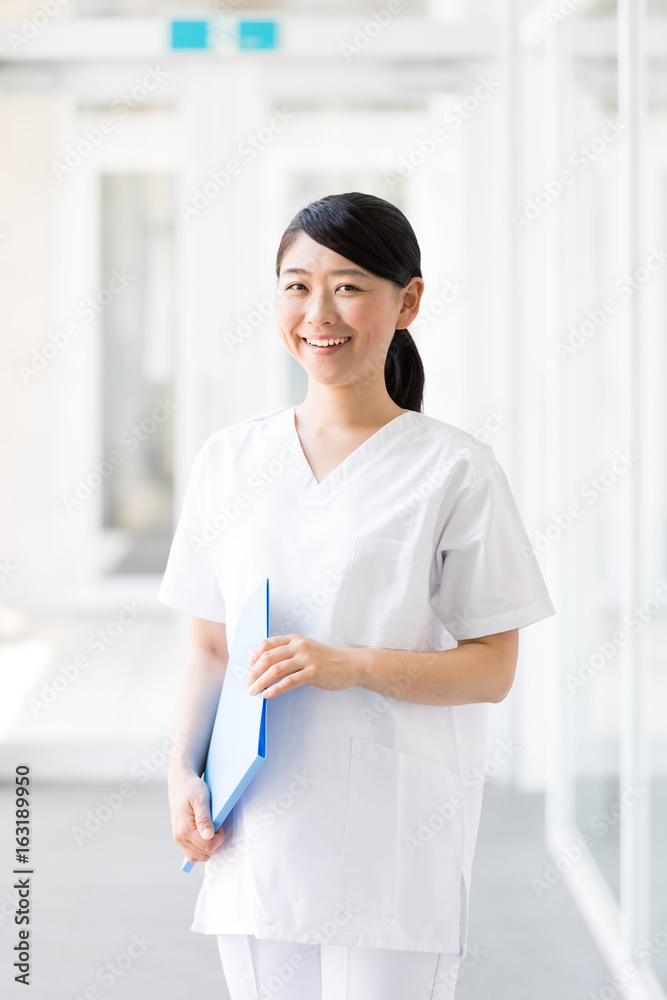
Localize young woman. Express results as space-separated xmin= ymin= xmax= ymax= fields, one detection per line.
xmin=160 ymin=192 xmax=556 ymax=1000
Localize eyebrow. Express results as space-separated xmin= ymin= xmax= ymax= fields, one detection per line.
xmin=280 ymin=267 xmax=370 ymax=278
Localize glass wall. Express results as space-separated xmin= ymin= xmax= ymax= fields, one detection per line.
xmin=544 ymin=4 xmax=667 ymax=994
xmin=644 ymin=59 xmax=667 ymax=991
xmin=100 ymin=174 xmax=175 ymax=574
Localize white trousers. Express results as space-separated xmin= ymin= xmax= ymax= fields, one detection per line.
xmin=216 ymin=933 xmax=461 ymax=1000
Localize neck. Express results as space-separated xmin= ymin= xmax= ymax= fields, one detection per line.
xmin=296 ymin=382 xmax=405 ymax=431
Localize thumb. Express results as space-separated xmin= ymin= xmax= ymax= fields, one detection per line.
xmin=193 ymin=799 xmax=214 ymax=840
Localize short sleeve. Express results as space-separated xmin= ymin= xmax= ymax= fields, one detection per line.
xmin=158 ymin=445 xmax=227 ymax=623
xmin=432 ymin=461 xmax=556 ymax=641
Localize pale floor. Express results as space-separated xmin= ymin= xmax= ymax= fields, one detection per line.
xmin=0 ymin=782 xmax=611 ymax=1000
xmin=0 ymin=609 xmax=613 ymax=998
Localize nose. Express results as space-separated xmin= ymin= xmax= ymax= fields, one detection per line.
xmin=305 ymin=287 xmax=338 ymax=328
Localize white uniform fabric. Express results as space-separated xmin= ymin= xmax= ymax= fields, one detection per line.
xmin=216 ymin=933 xmax=462 ymax=1000
xmin=158 ymin=404 xmax=556 ymax=955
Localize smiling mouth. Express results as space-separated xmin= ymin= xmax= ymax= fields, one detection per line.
xmin=301 ymin=336 xmax=352 ymax=347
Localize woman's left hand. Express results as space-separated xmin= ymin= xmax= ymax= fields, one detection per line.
xmin=246 ymin=635 xmax=361 ymax=698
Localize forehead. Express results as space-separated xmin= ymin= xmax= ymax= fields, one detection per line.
xmin=279 ymin=232 xmax=370 ymax=277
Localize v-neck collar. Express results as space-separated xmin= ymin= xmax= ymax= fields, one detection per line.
xmin=282 ymin=404 xmax=420 ymax=500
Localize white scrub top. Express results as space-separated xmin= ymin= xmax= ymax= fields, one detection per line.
xmin=158 ymin=404 xmax=556 ymax=955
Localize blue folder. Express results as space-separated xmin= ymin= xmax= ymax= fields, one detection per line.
xmin=181 ymin=577 xmax=269 ymax=872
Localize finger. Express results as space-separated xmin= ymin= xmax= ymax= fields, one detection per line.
xmin=208 ymin=827 xmax=227 ymax=849
xmin=192 ymin=797 xmax=215 ymax=840
xmin=179 ymin=822 xmax=223 ymax=850
xmin=248 ymin=634 xmax=294 ymax=669
xmin=188 ymin=824 xmax=226 ymax=848
xmin=189 ymin=812 xmax=227 ymax=848
xmin=182 ymin=844 xmax=217 ymax=864
xmin=248 ymin=637 xmax=276 ymax=669
xmin=262 ymin=669 xmax=307 ymax=697
xmin=249 ymin=646 xmax=300 ymax=688
xmin=180 ymin=825 xmax=227 ymax=862
xmin=248 ymin=662 xmax=284 ymax=693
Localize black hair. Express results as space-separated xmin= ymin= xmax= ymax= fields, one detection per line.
xmin=275 ymin=192 xmax=425 ymax=412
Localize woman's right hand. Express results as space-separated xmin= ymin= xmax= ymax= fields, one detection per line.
xmin=168 ymin=765 xmax=227 ymax=863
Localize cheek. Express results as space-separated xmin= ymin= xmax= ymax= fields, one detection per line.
xmin=345 ymin=302 xmax=388 ymax=340
xmin=276 ymin=303 xmax=301 ymax=336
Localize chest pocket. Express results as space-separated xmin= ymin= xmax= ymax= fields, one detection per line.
xmin=340 ymin=535 xmax=432 ymax=650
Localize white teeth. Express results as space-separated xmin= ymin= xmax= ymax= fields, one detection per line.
xmin=305 ymin=337 xmax=351 ymax=346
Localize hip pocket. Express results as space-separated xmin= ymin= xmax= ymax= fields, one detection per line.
xmin=339 ymin=737 xmax=463 ymax=925
xmin=340 ymin=535 xmax=432 ymax=649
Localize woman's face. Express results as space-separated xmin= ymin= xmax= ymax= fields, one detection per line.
xmin=276 ymin=231 xmax=423 ymax=390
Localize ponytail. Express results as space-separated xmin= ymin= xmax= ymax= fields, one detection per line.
xmin=384 ymin=327 xmax=424 ymax=413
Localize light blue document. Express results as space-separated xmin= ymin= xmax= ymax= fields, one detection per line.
xmin=181 ymin=577 xmax=269 ymax=872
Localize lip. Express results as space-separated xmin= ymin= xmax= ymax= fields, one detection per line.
xmin=301 ymin=336 xmax=351 ymax=355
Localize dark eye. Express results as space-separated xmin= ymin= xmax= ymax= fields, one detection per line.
xmin=338 ymin=284 xmax=358 ymax=292
xmin=285 ymin=282 xmax=307 ymax=291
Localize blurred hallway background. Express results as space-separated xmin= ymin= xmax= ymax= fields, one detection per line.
xmin=0 ymin=1 xmax=666 ymax=997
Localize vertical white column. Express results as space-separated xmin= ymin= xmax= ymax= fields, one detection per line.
xmin=502 ymin=0 xmax=526 ymax=788
xmin=504 ymin=0 xmax=520 ymax=491
xmin=172 ymin=59 xmax=281 ymax=504
xmin=52 ymin=100 xmax=104 ymax=605
xmin=542 ymin=18 xmax=576 ymax=843
xmin=617 ymin=0 xmax=649 ymax=952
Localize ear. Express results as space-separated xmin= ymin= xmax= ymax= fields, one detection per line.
xmin=396 ymin=276 xmax=425 ymax=328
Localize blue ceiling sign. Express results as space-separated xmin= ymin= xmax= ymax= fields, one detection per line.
xmin=170 ymin=19 xmax=279 ymax=51
xmin=239 ymin=21 xmax=278 ymax=50
xmin=170 ymin=20 xmax=209 ymax=49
